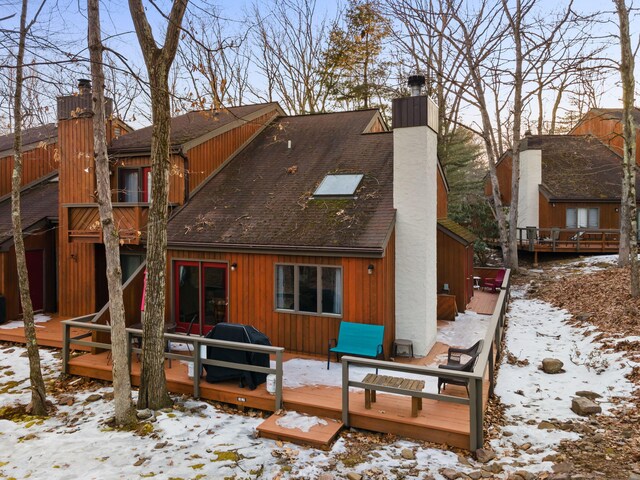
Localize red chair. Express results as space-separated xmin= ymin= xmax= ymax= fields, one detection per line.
xmin=482 ymin=269 xmax=505 ymax=293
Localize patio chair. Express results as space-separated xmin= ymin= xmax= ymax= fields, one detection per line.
xmin=437 ymin=340 xmax=483 ymax=396
xmin=482 ymin=269 xmax=505 ymax=293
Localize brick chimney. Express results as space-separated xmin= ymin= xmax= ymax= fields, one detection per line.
xmin=392 ymin=75 xmax=439 ymax=357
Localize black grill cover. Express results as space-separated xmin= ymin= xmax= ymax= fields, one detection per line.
xmin=204 ymin=323 xmax=271 ymax=390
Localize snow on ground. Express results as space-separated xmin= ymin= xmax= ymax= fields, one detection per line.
xmin=0 ymin=313 xmax=52 ymax=330
xmin=549 ymin=254 xmax=620 ymax=274
xmin=489 ymin=283 xmax=638 ymax=474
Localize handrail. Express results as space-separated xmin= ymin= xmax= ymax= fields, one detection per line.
xmin=61 ymin=318 xmax=285 ymax=410
xmin=341 ymin=269 xmax=511 ymax=451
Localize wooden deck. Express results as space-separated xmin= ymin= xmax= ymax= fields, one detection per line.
xmin=67 ymin=347 xmax=489 ymax=449
xmin=0 ymin=314 xmax=90 ymax=351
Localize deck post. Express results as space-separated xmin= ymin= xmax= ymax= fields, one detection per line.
xmin=341 ymin=358 xmax=350 ymax=427
xmin=193 ymin=338 xmax=201 ymax=399
xmin=62 ymin=322 xmax=69 ymax=375
xmin=469 ymin=377 xmax=484 ymax=451
xmin=275 ymin=349 xmax=283 ymax=410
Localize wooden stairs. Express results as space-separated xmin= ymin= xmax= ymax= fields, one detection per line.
xmin=257 ymin=413 xmax=343 ymax=450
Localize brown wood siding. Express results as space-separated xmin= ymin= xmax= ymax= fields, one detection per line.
xmin=538 ymin=192 xmax=621 ymax=229
xmin=484 ymin=154 xmax=512 ymax=204
xmin=437 ymin=229 xmax=472 ymax=310
xmin=111 ymin=154 xmax=185 ymax=204
xmin=58 ymin=118 xmax=97 ymax=316
xmin=367 ymin=117 xmax=386 ymax=133
xmin=186 ymin=111 xmax=278 ymax=192
xmin=0 ymin=143 xmax=58 ymax=198
xmin=571 ymin=113 xmax=640 ymax=166
xmin=166 ymin=232 xmax=395 ymax=357
xmin=0 ymin=229 xmax=57 ymax=321
xmin=437 ymin=168 xmax=448 ymax=218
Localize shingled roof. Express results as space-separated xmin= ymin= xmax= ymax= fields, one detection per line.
xmin=109 ymin=103 xmax=280 ymax=154
xmin=0 ymin=123 xmax=57 ymax=154
xmin=437 ymin=218 xmax=477 ymax=245
xmin=0 ymin=174 xmax=59 ymax=248
xmin=526 ymin=135 xmax=640 ymax=201
xmin=167 ymin=110 xmax=395 ymax=254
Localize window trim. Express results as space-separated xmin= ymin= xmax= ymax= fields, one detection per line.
xmin=274 ymin=263 xmax=343 ymax=318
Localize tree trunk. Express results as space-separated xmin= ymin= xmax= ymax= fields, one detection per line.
xmin=88 ymin=0 xmax=137 ymax=425
xmin=614 ymin=0 xmax=639 ymax=296
xmin=137 ymin=71 xmax=173 ymax=410
xmin=11 ymin=0 xmax=47 ymax=416
xmin=128 ymin=0 xmax=188 ymax=410
xmin=504 ymin=0 xmax=523 ymax=272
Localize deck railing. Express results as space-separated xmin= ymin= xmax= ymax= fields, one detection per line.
xmin=341 ymin=268 xmax=511 ymax=451
xmin=61 ymin=318 xmax=285 ymax=410
xmin=517 ymin=227 xmax=620 ymax=252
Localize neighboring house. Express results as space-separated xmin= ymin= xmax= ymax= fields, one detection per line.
xmin=485 ymin=133 xmax=640 ymax=260
xmin=1 ymin=78 xmax=481 ymax=359
xmin=570 ymin=108 xmax=640 ymax=165
xmin=0 ymin=123 xmax=58 ymax=198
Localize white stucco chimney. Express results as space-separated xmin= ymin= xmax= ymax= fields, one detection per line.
xmin=516 ymin=136 xmax=542 ymax=229
xmin=392 ymin=77 xmax=438 ymax=357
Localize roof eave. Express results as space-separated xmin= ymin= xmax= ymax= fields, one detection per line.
xmin=165 ymin=241 xmax=387 ymax=258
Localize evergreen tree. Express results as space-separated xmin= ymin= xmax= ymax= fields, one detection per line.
xmin=322 ymin=0 xmax=391 ymax=112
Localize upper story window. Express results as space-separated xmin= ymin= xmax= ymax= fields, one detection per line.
xmin=275 ymin=264 xmax=342 ymax=316
xmin=313 ymin=174 xmax=363 ymax=199
xmin=566 ymin=207 xmax=599 ymax=229
xmin=118 ymin=167 xmax=152 ymax=203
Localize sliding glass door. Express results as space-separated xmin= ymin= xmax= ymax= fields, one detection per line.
xmin=174 ymin=261 xmax=228 ymax=335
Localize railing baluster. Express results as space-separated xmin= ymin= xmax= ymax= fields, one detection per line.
xmin=275 ymin=350 xmax=283 ymax=410
xmin=62 ymin=322 xmax=69 ymax=375
xmin=342 ymin=358 xmax=350 ymax=427
xmin=193 ymin=338 xmax=201 ymax=399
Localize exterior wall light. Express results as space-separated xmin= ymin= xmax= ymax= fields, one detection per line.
xmin=368 ymin=264 xmax=374 ymax=275
xmin=230 ymin=262 xmax=237 ymax=271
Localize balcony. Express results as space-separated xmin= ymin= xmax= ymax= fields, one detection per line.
xmin=64 ymin=203 xmax=150 ymax=245
xmin=516 ymin=227 xmax=621 ymax=253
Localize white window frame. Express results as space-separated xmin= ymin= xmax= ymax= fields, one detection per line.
xmin=274 ymin=263 xmax=343 ymax=317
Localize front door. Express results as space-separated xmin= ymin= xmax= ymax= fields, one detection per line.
xmin=25 ymin=250 xmax=44 ymax=312
xmin=174 ymin=261 xmax=228 ymax=336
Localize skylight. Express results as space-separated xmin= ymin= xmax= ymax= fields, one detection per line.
xmin=313 ymin=174 xmax=364 ymax=198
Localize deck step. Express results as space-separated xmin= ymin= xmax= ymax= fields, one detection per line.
xmin=256 ymin=412 xmax=343 ymax=450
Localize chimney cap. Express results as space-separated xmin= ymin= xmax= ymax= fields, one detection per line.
xmin=407 ymin=75 xmax=426 ymax=88
xmin=78 ymin=78 xmax=91 ymax=90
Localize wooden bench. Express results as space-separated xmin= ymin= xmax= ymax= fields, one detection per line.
xmin=362 ymin=373 xmax=425 ymax=417
xmin=327 ymin=321 xmax=384 ymax=369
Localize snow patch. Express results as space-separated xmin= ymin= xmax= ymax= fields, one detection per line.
xmin=0 ymin=314 xmax=52 ymax=330
xmin=275 ymin=412 xmax=328 ymax=432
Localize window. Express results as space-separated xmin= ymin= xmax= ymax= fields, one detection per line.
xmin=566 ymin=207 xmax=599 ymax=229
xmin=120 ymin=253 xmax=144 ymax=283
xmin=118 ymin=167 xmax=152 ymax=203
xmin=275 ymin=264 xmax=342 ymax=316
xmin=313 ymin=174 xmax=363 ymax=198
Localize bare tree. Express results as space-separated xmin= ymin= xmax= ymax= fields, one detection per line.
xmin=613 ymin=0 xmax=639 ymax=296
xmin=250 ymin=0 xmax=339 ymax=114
xmin=175 ymin=14 xmax=250 ymax=111
xmin=128 ymin=0 xmax=188 ymax=410
xmin=11 ymin=0 xmax=48 ymax=416
xmin=88 ymin=0 xmax=137 ymax=426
